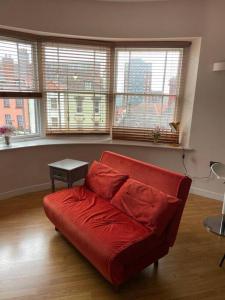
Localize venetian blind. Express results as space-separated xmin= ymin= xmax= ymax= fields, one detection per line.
xmin=0 ymin=36 xmax=39 ymax=96
xmin=42 ymin=42 xmax=111 ymax=134
xmin=112 ymin=48 xmax=185 ymax=144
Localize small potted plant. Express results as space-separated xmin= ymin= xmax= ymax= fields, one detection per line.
xmin=0 ymin=125 xmax=15 ymax=146
xmin=152 ymin=126 xmax=161 ymax=143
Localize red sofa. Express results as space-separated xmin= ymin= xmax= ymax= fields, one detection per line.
xmin=43 ymin=151 xmax=191 ymax=286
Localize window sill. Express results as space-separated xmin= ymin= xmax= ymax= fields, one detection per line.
xmin=0 ymin=136 xmax=193 ymax=152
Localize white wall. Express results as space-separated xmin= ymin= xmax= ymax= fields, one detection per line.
xmin=0 ymin=0 xmax=206 ymax=38
xmin=0 ymin=0 xmax=225 ymax=200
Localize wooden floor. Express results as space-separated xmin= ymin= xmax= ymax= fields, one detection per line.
xmin=0 ymin=191 xmax=225 ymax=300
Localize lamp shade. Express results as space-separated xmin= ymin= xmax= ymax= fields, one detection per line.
xmin=213 ymin=62 xmax=225 ymax=72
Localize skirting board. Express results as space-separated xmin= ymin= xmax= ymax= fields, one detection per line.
xmin=0 ymin=183 xmax=223 ymax=202
xmin=190 ymin=186 xmax=223 ymax=201
xmin=0 ymin=180 xmax=83 ymax=201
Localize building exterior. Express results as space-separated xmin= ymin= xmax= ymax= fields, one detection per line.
xmin=0 ymin=98 xmax=31 ymax=133
xmin=0 ymin=51 xmax=34 ymax=134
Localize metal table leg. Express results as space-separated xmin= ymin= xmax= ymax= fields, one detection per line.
xmin=219 ymin=253 xmax=225 ymax=267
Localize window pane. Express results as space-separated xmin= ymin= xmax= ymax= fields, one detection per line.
xmin=46 ymin=92 xmax=108 ymax=132
xmin=114 ymin=95 xmax=176 ymax=130
xmin=0 ymin=98 xmax=39 ymax=136
xmin=43 ymin=42 xmax=110 ymax=134
xmin=114 ymin=48 xmax=183 ymax=131
xmin=0 ymin=37 xmax=38 ymax=92
xmin=115 ymin=49 xmax=182 ymax=96
xmin=43 ymin=44 xmax=110 ymax=93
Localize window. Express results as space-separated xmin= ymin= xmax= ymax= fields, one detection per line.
xmin=93 ymin=96 xmax=100 ymax=114
xmin=17 ymin=115 xmax=24 ymax=128
xmin=76 ymin=96 xmax=83 ymax=113
xmin=5 ymin=114 xmax=12 ymax=125
xmin=50 ymin=98 xmax=58 ymax=110
xmin=0 ymin=37 xmax=38 ymax=91
xmin=84 ymin=81 xmax=93 ymax=90
xmin=42 ymin=42 xmax=110 ymax=134
xmin=0 ymin=31 xmax=190 ymax=144
xmin=0 ymin=36 xmax=40 ymax=137
xmin=51 ymin=117 xmax=59 ymax=127
xmin=112 ymin=48 xmax=184 ymax=143
xmin=0 ymin=98 xmax=40 ymax=135
xmin=3 ymin=98 xmax=10 ymax=107
xmin=16 ymin=98 xmax=23 ymax=108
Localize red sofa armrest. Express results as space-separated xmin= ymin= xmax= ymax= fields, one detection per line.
xmin=166 ymin=176 xmax=192 ymax=247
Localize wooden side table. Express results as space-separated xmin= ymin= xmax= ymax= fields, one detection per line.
xmin=48 ymin=159 xmax=88 ymax=192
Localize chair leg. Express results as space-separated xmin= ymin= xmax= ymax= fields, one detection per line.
xmin=154 ymin=260 xmax=159 ymax=268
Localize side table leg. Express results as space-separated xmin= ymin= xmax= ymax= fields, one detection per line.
xmin=51 ymin=178 xmax=55 ymax=193
xmin=68 ymin=180 xmax=73 ymax=189
xmin=219 ymin=253 xmax=225 ymax=267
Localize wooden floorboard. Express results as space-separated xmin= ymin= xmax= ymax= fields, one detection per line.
xmin=0 ymin=191 xmax=225 ymax=299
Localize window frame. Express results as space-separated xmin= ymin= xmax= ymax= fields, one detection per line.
xmin=3 ymin=98 xmax=10 ymax=108
xmin=112 ymin=47 xmax=185 ymax=144
xmin=16 ymin=114 xmax=24 ymax=129
xmin=0 ymin=98 xmax=41 ymax=142
xmin=5 ymin=114 xmax=13 ymax=125
xmin=42 ymin=41 xmax=111 ymax=135
xmin=16 ymin=99 xmax=24 ymax=109
xmin=0 ymin=34 xmax=42 ymax=141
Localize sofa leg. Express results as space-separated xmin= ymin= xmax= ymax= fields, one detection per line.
xmin=113 ymin=285 xmax=120 ymax=292
xmin=154 ymin=260 xmax=159 ymax=268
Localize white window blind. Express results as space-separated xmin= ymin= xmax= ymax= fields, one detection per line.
xmin=113 ymin=48 xmax=184 ymax=143
xmin=42 ymin=42 xmax=111 ymax=134
xmin=0 ymin=36 xmax=39 ymax=93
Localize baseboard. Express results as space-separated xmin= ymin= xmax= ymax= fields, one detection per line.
xmin=0 ymin=181 xmax=64 ymax=200
xmin=0 ymin=180 xmax=84 ymax=201
xmin=190 ymin=186 xmax=223 ymax=201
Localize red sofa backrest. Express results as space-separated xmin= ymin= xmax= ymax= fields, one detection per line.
xmin=100 ymin=151 xmax=192 ymax=246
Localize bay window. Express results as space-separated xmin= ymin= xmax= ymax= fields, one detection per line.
xmin=0 ymin=31 xmax=190 ymax=144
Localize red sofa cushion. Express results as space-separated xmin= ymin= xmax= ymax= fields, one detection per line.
xmin=111 ymin=178 xmax=181 ymax=236
xmin=43 ymin=186 xmax=161 ymax=285
xmin=85 ymin=160 xmax=128 ymax=199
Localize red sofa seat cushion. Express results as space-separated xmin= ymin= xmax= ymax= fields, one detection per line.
xmin=85 ymin=160 xmax=128 ymax=199
xmin=43 ymin=186 xmax=161 ymax=284
xmin=111 ymin=178 xmax=181 ymax=236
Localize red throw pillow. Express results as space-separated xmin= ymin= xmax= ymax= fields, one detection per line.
xmin=85 ymin=160 xmax=128 ymax=199
xmin=111 ymin=178 xmax=180 ymax=235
